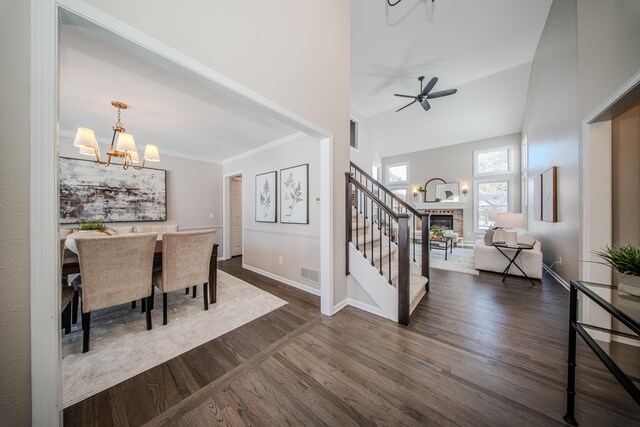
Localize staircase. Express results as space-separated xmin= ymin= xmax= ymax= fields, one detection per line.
xmin=346 ymin=162 xmax=430 ymax=326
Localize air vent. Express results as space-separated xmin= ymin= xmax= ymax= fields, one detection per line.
xmin=301 ymin=267 xmax=320 ymax=283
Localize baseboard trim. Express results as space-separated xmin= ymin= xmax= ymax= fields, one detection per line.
xmin=242 ymin=263 xmax=321 ymax=296
xmin=347 ymin=298 xmax=388 ymax=319
xmin=333 ymin=298 xmax=349 ymax=314
xmin=543 ymin=264 xmax=570 ymax=291
xmin=331 ymin=296 xmax=389 ymax=319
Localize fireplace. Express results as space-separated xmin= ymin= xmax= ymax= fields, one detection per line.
xmin=431 ymin=214 xmax=453 ymax=230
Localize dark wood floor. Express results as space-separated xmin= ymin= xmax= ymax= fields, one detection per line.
xmin=64 ymin=258 xmax=639 ymax=426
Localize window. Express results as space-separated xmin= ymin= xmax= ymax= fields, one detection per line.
xmin=386 ymin=162 xmax=408 ymax=184
xmin=475 ymin=179 xmax=512 ymax=231
xmin=474 ymin=146 xmax=513 ymax=177
xmin=473 ymin=146 xmax=515 ymax=232
xmin=371 ymin=163 xmax=381 ymax=181
xmin=350 ymin=119 xmax=358 ymax=149
xmin=391 ymin=188 xmax=407 ymax=202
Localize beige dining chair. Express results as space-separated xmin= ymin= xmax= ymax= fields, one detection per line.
xmin=60 ymin=237 xmax=74 ymax=334
xmin=135 ymin=224 xmax=179 ymax=239
xmin=152 ymin=229 xmax=217 ymax=325
xmin=76 ymin=233 xmax=157 ymax=353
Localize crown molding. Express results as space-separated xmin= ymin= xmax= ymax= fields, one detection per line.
xmin=60 ymin=129 xmax=309 ymax=166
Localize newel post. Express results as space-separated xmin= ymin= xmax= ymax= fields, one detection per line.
xmin=421 ymin=213 xmax=431 ymax=292
xmin=397 ymin=213 xmax=410 ymax=326
xmin=345 ymin=173 xmax=353 ymax=276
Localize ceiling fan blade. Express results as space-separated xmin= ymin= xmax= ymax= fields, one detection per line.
xmin=427 ymin=88 xmax=457 ymax=99
xmin=394 ymin=94 xmax=417 ymax=99
xmin=396 ymin=100 xmax=417 ymax=112
xmin=421 ymin=99 xmax=431 ymax=111
xmin=421 ymin=77 xmax=438 ymax=96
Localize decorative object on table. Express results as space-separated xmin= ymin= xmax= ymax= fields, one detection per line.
xmin=73 ymin=221 xmax=115 ymax=235
xmin=280 ymin=164 xmax=309 ymax=224
xmin=255 ymin=171 xmax=277 ymax=223
xmin=542 ymin=166 xmax=557 ymax=222
xmin=532 ymin=174 xmax=542 ymax=221
xmin=435 ymin=182 xmax=460 ymax=201
xmin=71 ymin=101 xmax=160 ymax=170
xmin=484 ymin=226 xmax=501 ymax=246
xmin=59 ymin=157 xmax=167 ymax=224
xmin=593 ymin=244 xmax=640 ymax=296
xmin=65 ymin=221 xmax=115 ymax=254
xmin=494 ymin=212 xmax=526 ymax=246
xmin=423 ymin=177 xmax=446 ymax=202
xmin=430 ymin=226 xmax=445 ymax=238
xmin=393 ymin=76 xmax=457 ymax=113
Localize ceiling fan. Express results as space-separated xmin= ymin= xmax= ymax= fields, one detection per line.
xmin=394 ymin=76 xmax=457 ymax=112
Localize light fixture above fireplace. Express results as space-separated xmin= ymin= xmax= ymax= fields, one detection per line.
xmin=72 ymin=101 xmax=160 ymax=170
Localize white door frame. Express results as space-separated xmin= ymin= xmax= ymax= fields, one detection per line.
xmin=580 ymin=70 xmax=640 ymax=342
xmin=222 ymin=171 xmax=243 ymax=260
xmin=30 ymin=0 xmax=335 ymax=423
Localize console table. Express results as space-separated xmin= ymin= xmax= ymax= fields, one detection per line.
xmin=564 ymin=280 xmax=640 ymax=425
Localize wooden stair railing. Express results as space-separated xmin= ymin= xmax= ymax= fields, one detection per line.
xmin=349 ymin=162 xmax=430 ymax=280
xmin=346 ymin=169 xmax=430 ymax=326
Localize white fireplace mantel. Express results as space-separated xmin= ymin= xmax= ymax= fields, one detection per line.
xmin=412 ymin=201 xmax=468 ymax=210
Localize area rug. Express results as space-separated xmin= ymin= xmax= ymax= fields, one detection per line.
xmin=62 ymin=270 xmax=287 ymax=408
xmin=414 ymin=244 xmax=479 ymax=276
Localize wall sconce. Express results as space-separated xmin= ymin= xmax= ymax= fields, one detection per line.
xmin=413 ymin=187 xmax=419 ymax=198
xmin=462 ymin=185 xmax=468 ymax=196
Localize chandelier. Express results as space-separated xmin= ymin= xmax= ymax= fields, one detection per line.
xmin=72 ymin=101 xmax=160 ymax=170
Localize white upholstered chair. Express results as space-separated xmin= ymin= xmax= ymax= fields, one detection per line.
xmin=152 ymin=230 xmax=217 ymax=325
xmin=76 ymin=233 xmax=157 ymax=353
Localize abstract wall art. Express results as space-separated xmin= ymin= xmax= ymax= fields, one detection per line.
xmin=280 ymin=164 xmax=309 ymax=224
xmin=59 ymin=157 xmax=167 ymax=224
xmin=255 ymin=171 xmax=277 ymax=223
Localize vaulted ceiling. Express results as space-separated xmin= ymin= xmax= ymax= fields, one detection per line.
xmin=351 ymin=0 xmax=552 ymax=156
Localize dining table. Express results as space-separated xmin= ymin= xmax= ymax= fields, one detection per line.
xmin=62 ymin=236 xmax=219 ymax=304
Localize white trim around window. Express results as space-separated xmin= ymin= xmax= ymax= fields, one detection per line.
xmin=473 ymin=146 xmax=514 ymax=178
xmin=385 ymin=161 xmax=409 ymax=185
xmin=473 ymin=177 xmax=514 ymax=233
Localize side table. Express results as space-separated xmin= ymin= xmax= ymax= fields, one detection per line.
xmin=492 ymin=243 xmax=536 ymax=286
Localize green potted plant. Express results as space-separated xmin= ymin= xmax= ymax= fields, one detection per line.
xmin=73 ymin=221 xmax=114 ymax=235
xmin=593 ymin=244 xmax=640 ymax=296
xmin=65 ymin=221 xmax=114 ymax=254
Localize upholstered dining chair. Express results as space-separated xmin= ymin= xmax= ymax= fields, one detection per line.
xmin=152 ymin=229 xmax=217 ymax=325
xmin=135 ymin=224 xmax=179 ymax=239
xmin=60 ymin=237 xmax=74 ymax=335
xmin=75 ymin=233 xmax=157 ymax=353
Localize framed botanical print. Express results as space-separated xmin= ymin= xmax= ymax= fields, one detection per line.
xmin=280 ymin=164 xmax=309 ymax=224
xmin=255 ymin=171 xmax=277 ymax=223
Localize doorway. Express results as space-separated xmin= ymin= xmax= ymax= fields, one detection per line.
xmin=230 ymin=175 xmax=243 ymax=257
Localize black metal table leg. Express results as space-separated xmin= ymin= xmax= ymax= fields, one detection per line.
xmin=564 ymin=284 xmax=579 ymax=426
xmin=494 ymin=246 xmax=536 ymax=286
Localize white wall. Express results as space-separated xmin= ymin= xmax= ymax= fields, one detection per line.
xmin=382 ymin=133 xmax=522 ymax=242
xmin=80 ymin=0 xmax=352 ymax=306
xmin=223 ymin=135 xmax=321 ymax=292
xmin=59 ymin=135 xmax=223 ymax=242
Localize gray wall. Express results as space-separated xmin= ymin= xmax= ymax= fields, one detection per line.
xmin=522 ymin=0 xmax=580 ymax=280
xmin=0 ymin=1 xmax=31 ymax=424
xmin=383 ymin=133 xmax=522 ymax=242
xmin=223 ymin=135 xmax=321 ymax=291
xmin=522 ymin=0 xmax=640 ymax=282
